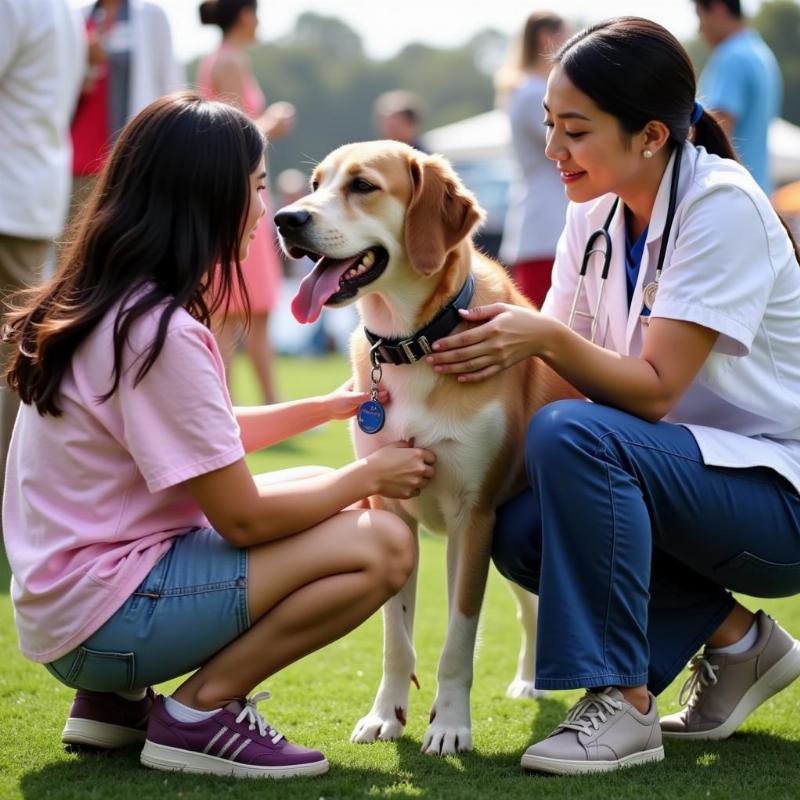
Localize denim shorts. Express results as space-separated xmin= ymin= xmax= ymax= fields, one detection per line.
xmin=44 ymin=528 xmax=250 ymax=692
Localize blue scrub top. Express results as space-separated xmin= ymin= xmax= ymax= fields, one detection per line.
xmin=624 ymin=209 xmax=648 ymax=310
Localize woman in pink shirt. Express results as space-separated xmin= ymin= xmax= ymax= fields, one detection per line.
xmin=198 ymin=0 xmax=296 ymax=404
xmin=2 ymin=92 xmax=434 ymax=779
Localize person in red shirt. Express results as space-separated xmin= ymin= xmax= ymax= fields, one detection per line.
xmin=68 ymin=1 xmax=182 ymax=232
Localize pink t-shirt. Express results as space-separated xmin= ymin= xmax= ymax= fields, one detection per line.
xmin=3 ymin=297 xmax=245 ymax=662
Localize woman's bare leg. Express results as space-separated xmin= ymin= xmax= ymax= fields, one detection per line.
xmin=171 ymin=508 xmax=415 ymax=709
xmin=243 ymin=311 xmax=278 ymax=404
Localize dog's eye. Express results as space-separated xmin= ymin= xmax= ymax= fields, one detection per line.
xmin=310 ymin=180 xmax=319 ymax=192
xmin=350 ymin=178 xmax=377 ymax=194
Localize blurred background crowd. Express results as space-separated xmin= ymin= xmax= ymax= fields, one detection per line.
xmin=2 ymin=0 xmax=800 ymax=422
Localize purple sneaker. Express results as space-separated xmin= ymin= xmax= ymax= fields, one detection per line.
xmin=62 ymin=688 xmax=155 ymax=748
xmin=140 ymin=691 xmax=329 ymax=779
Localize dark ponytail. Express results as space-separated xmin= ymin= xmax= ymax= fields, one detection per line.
xmin=198 ymin=1 xmax=217 ymax=25
xmin=199 ymin=0 xmax=256 ymax=32
xmin=691 ymin=108 xmax=738 ymax=161
xmin=693 ymin=107 xmax=800 ymax=263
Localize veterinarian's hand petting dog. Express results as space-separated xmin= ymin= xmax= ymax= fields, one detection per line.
xmin=428 ymin=303 xmax=551 ymax=381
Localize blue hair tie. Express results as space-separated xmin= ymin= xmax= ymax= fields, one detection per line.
xmin=691 ymin=101 xmax=704 ymax=125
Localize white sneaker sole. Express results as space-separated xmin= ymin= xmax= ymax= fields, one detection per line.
xmin=521 ymin=744 xmax=664 ymax=775
xmin=62 ymin=718 xmax=146 ymax=749
xmin=140 ymin=740 xmax=330 ymax=779
xmin=661 ymin=639 xmax=800 ymax=741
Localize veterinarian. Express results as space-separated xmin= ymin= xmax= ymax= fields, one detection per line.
xmin=428 ymin=17 xmax=800 ymax=776
xmin=2 ymin=92 xmax=436 ymax=779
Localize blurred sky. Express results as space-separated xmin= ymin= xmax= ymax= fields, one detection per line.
xmin=137 ymin=0 xmax=766 ymax=63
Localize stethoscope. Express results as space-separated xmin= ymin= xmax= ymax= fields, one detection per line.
xmin=568 ymin=145 xmax=683 ymax=343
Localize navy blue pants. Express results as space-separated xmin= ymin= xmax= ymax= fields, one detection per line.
xmin=493 ymin=400 xmax=800 ymax=695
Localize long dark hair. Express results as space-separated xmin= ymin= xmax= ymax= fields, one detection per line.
xmin=555 ymin=17 xmax=799 ymax=260
xmin=3 ymin=92 xmax=265 ymax=416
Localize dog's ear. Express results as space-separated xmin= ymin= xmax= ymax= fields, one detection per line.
xmin=404 ymin=155 xmax=485 ymax=276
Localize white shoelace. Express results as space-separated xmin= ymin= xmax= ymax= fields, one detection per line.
xmin=235 ymin=691 xmax=284 ymax=745
xmin=678 ymin=655 xmax=719 ymax=708
xmin=558 ymin=689 xmax=623 ymax=736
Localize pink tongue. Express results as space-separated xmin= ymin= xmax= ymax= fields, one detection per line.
xmin=291 ymin=255 xmax=361 ymax=324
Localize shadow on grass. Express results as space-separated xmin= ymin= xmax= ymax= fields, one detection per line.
xmin=17 ymin=747 xmax=403 ymax=800
xmin=527 ymin=695 xmax=572 ymax=740
xmin=374 ymin=726 xmax=800 ymax=797
xmin=17 ymin=729 xmax=800 ymax=800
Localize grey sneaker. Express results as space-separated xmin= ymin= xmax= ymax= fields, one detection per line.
xmin=520 ymin=687 xmax=664 ymax=775
xmin=660 ymin=610 xmax=800 ymax=740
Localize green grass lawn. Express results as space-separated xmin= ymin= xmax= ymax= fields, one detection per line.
xmin=3 ymin=354 xmax=800 ymax=799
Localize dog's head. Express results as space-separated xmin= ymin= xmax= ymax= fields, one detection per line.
xmin=274 ymin=140 xmax=485 ymax=324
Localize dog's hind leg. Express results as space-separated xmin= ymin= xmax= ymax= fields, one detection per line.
xmin=504 ymin=580 xmax=546 ymax=699
xmin=351 ymin=507 xmax=419 ymax=744
xmin=421 ymin=509 xmax=493 ymax=756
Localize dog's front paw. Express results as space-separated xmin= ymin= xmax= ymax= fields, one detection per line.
xmin=351 ymin=708 xmax=406 ymax=743
xmin=506 ymin=678 xmax=547 ymax=700
xmin=421 ymin=716 xmax=472 ymax=755
xmin=421 ymin=694 xmax=471 ymax=756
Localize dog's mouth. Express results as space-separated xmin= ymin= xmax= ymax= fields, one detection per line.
xmin=290 ymin=246 xmax=389 ymax=324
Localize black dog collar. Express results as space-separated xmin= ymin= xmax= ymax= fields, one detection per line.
xmin=364 ymin=273 xmax=475 ymax=365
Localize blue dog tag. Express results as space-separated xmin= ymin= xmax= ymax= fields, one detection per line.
xmin=357 ymin=399 xmax=385 ymax=434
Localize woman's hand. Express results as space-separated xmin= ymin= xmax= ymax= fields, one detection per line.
xmin=425 ymin=303 xmax=554 ymax=382
xmin=259 ymin=101 xmax=296 ymax=140
xmin=324 ymin=379 xmax=389 ymax=421
xmin=365 ymin=441 xmax=436 ymax=499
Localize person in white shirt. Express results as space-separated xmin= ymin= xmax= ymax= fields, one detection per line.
xmin=428 ymin=16 xmax=800 ymax=776
xmin=0 ymin=0 xmax=85 ymax=533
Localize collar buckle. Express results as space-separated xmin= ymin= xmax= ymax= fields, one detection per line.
xmin=400 ymin=336 xmax=432 ymax=364
xmin=364 ymin=274 xmax=474 ymax=367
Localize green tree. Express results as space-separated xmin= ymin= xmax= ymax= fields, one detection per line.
xmin=754 ymin=0 xmax=800 ymax=125
xmin=189 ymin=14 xmax=500 ymax=188
xmin=284 ymin=12 xmax=365 ymax=62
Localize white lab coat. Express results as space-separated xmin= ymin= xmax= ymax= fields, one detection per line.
xmin=542 ymin=141 xmax=800 ymax=492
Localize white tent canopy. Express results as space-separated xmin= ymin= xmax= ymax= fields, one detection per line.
xmin=770 ymin=118 xmax=800 ymax=186
xmin=423 ymin=109 xmax=510 ymax=162
xmin=423 ymin=109 xmax=800 ymax=187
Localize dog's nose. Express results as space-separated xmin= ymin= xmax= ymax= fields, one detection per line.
xmin=274 ymin=209 xmax=311 ymax=230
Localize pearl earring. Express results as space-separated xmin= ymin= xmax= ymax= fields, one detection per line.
xmin=643 ymin=149 xmax=654 ymax=160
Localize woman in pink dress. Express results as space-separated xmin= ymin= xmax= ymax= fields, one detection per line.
xmin=199 ymin=0 xmax=296 ymax=404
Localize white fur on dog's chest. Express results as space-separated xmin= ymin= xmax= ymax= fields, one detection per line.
xmin=355 ymin=367 xmax=507 ymax=534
